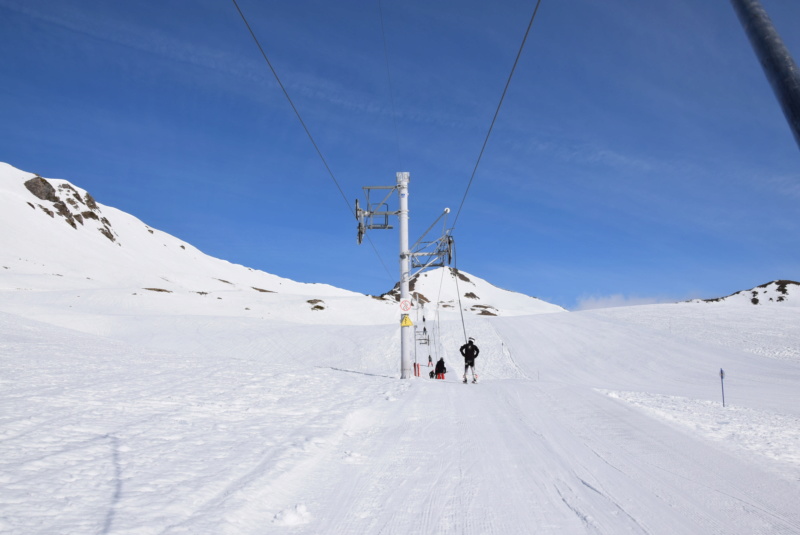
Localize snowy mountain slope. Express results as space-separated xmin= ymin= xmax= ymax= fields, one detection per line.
xmin=3 ymin=161 xmax=800 ymax=533
xmin=381 ymin=266 xmax=566 ymax=316
xmin=0 ymin=162 xmax=358 ymax=297
xmin=587 ymin=302 xmax=800 ymax=362
xmin=690 ymin=279 xmax=800 ymax=306
xmin=0 ymin=163 xmax=563 ymax=330
xmin=2 ymin=300 xmax=799 ymax=534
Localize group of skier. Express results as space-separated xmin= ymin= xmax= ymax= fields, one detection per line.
xmin=427 ymin=337 xmax=479 ymax=383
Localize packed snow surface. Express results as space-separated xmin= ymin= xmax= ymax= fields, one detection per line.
xmin=2 ymin=162 xmax=799 ymax=534
xmin=2 ymin=305 xmax=799 ymax=534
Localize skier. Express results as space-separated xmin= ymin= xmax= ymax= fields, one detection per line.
xmin=434 ymin=357 xmax=447 ymax=379
xmin=459 ymin=337 xmax=479 ymax=383
xmin=428 ymin=355 xmax=433 ymax=367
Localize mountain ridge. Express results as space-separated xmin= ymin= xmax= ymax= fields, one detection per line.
xmin=0 ymin=162 xmax=564 ymax=321
xmin=380 ymin=267 xmax=566 ymax=316
xmin=690 ymin=280 xmax=800 ymax=306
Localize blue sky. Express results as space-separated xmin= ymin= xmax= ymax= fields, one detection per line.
xmin=2 ymin=0 xmax=799 ymax=310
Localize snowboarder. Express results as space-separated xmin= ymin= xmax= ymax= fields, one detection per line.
xmin=434 ymin=357 xmax=446 ymax=379
xmin=459 ymin=337 xmax=479 ymax=383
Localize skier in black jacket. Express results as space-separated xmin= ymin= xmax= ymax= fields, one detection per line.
xmin=434 ymin=357 xmax=447 ymax=379
xmin=459 ymin=337 xmax=479 ymax=383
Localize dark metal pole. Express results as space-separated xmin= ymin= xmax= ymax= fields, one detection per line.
xmin=720 ymin=368 xmax=726 ymax=407
xmin=731 ymin=0 xmax=800 ymax=150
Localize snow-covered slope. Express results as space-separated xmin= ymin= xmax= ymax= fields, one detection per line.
xmin=0 ymin=163 xmax=564 ymax=329
xmin=690 ymin=280 xmax=800 ymax=306
xmin=4 ymin=162 xmax=799 ymax=533
xmin=0 ymin=162 xmax=357 ymax=297
xmin=381 ymin=266 xmax=566 ymax=316
xmin=1 ymin=297 xmax=799 ymax=534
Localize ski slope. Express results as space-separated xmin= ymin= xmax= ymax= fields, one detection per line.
xmin=2 ymin=302 xmax=799 ymax=534
xmin=1 ymin=163 xmax=798 ymax=533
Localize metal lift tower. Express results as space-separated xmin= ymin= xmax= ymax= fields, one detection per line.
xmin=356 ymin=173 xmax=452 ymax=379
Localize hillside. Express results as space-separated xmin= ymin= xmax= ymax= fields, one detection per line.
xmin=0 ymin=162 xmax=360 ymax=297
xmin=0 ymin=163 xmax=562 ymax=334
xmin=2 ymin=161 xmax=799 ymax=533
xmin=690 ymin=279 xmax=800 ymax=306
xmin=380 ymin=267 xmax=566 ymax=316
xmin=1 ymin=293 xmax=799 ymax=534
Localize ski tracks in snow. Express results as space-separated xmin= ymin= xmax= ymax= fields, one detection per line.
xmin=531 ymin=383 xmax=800 ymax=535
xmin=4 ymin=311 xmax=800 ymax=534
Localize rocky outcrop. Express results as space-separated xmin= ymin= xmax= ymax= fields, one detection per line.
xmin=694 ymin=280 xmax=799 ymax=305
xmin=23 ymin=176 xmax=118 ymax=243
xmin=24 ymin=176 xmax=59 ymax=203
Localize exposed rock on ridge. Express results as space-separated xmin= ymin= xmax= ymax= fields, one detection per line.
xmin=692 ymin=280 xmax=799 ymax=305
xmin=24 ymin=176 xmax=118 ymax=242
xmin=377 ymin=267 xmax=565 ymax=317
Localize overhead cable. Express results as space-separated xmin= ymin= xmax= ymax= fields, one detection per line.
xmin=451 ymin=244 xmax=469 ymax=344
xmin=452 ymin=0 xmax=544 ymax=229
xmin=231 ymin=0 xmax=394 ymax=283
xmin=231 ymin=0 xmax=351 ymax=212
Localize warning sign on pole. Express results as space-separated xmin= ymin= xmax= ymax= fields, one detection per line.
xmin=400 ymin=314 xmax=413 ymax=327
xmin=399 ymin=299 xmax=412 ymax=312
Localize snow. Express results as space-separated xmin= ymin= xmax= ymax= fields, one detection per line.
xmin=688 ymin=280 xmax=800 ymax=307
xmin=2 ymin=162 xmax=800 ymax=534
xmin=400 ymin=267 xmax=566 ymax=316
xmin=601 ymin=390 xmax=800 ymax=467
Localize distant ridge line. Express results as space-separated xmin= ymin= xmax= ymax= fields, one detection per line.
xmin=695 ymin=280 xmax=799 ymax=304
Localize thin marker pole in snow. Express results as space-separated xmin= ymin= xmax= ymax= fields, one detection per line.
xmin=720 ymin=368 xmax=726 ymax=407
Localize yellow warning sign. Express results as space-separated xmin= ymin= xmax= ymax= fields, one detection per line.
xmin=400 ymin=314 xmax=413 ymax=327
